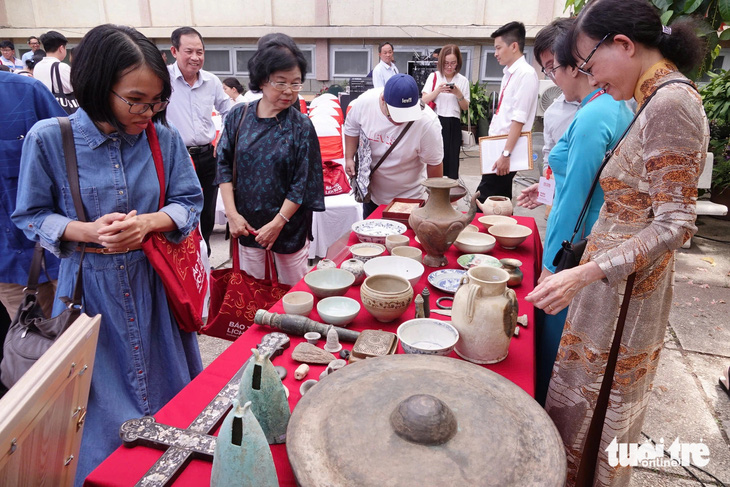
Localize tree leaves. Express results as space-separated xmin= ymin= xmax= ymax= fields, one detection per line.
xmin=720 ymin=0 xmax=730 ymax=20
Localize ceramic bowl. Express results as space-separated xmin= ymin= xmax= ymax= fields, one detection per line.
xmin=397 ymin=319 xmax=460 ymax=356
xmin=282 ymin=291 xmax=315 ymax=316
xmin=304 ymin=268 xmax=355 ymax=298
xmin=360 ymin=274 xmax=413 ymax=323
xmin=385 ymin=234 xmax=410 ymax=253
xmin=349 ymin=242 xmax=386 ymax=262
xmin=363 ymin=256 xmax=425 ymax=287
xmin=351 ymin=219 xmax=407 ymax=245
xmin=390 ymin=246 xmax=423 ymax=263
xmin=453 ymin=232 xmax=496 ymax=254
xmin=478 ymin=215 xmax=518 ymax=231
xmin=461 ymin=224 xmax=479 ymax=233
xmin=317 ymin=296 xmax=361 ymax=326
xmin=488 ymin=224 xmax=533 ymax=249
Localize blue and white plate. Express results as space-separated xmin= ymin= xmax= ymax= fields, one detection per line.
xmin=428 ymin=269 xmax=467 ymax=294
xmin=352 ymin=219 xmax=407 ymax=245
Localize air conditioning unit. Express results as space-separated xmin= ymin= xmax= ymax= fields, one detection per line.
xmin=537 ymin=79 xmax=563 ymax=117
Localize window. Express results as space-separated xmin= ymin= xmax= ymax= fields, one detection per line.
xmin=235 ymin=49 xmax=256 ymax=74
xmin=480 ymin=47 xmax=533 ymax=82
xmin=204 ymin=49 xmax=232 ymax=74
xmin=331 ymin=46 xmax=371 ymax=78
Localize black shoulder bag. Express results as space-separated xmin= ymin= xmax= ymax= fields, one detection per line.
xmin=0 ymin=118 xmax=86 ymax=388
xmin=553 ymin=79 xmax=694 ymax=273
xmin=50 ymin=62 xmax=79 ymax=115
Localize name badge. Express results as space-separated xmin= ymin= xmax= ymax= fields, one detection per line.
xmin=536 ymin=177 xmax=555 ymax=205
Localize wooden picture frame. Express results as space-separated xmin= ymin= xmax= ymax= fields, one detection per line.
xmin=479 ymin=132 xmax=534 ymax=174
xmin=0 ymin=314 xmax=101 ymax=486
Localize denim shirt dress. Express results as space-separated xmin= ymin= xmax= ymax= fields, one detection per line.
xmin=12 ymin=109 xmax=204 ymax=485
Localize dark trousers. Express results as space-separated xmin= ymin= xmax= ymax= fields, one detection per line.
xmin=362 ymin=200 xmax=379 ymax=220
xmin=476 ymin=171 xmax=516 ymax=203
xmin=189 ymin=145 xmax=217 ymax=255
xmin=439 ymin=116 xmax=461 ymax=180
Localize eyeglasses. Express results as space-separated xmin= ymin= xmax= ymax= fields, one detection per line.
xmin=444 ymin=61 xmax=458 ymax=67
xmin=268 ymin=81 xmax=304 ymax=92
xmin=577 ymin=32 xmax=612 ymax=77
xmin=541 ymin=65 xmax=561 ymax=81
xmin=112 ymin=91 xmax=169 ymax=114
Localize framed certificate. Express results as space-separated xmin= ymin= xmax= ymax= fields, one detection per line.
xmin=479 ymin=132 xmax=533 ymax=174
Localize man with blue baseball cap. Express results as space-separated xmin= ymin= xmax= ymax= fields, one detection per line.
xmin=345 ymin=74 xmax=443 ymax=218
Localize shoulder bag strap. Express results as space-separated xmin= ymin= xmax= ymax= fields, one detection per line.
xmin=51 ymin=62 xmax=63 ymax=96
xmin=575 ymin=272 xmax=636 ymax=486
xmin=57 ymin=117 xmax=86 ymax=306
xmin=566 ymin=79 xmax=695 ymax=245
xmin=370 ymin=120 xmax=415 ymax=177
xmin=145 ymin=122 xmax=166 ymax=210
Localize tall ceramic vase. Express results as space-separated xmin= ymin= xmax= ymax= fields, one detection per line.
xmin=409 ymin=178 xmax=479 ymax=267
xmin=451 ymin=266 xmax=518 ymax=364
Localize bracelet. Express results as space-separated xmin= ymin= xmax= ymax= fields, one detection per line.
xmin=278 ymin=212 xmax=290 ymax=223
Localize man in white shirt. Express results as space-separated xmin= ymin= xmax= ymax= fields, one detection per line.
xmin=166 ymin=26 xmax=233 ymax=253
xmin=33 ymin=31 xmax=72 ymax=94
xmin=0 ymin=41 xmax=23 ymax=71
xmin=371 ymin=42 xmax=399 ymax=88
xmin=344 ymin=74 xmax=443 ymax=218
xmin=476 ymin=21 xmax=539 ymax=200
xmin=21 ymin=36 xmax=41 ymax=64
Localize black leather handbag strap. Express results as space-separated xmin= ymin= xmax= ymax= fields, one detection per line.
xmin=51 ymin=62 xmax=64 ymax=96
xmin=567 ymin=79 xmax=695 ymax=245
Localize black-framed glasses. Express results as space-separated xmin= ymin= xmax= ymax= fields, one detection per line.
xmin=268 ymin=81 xmax=304 ymax=92
xmin=577 ymin=32 xmax=612 ymax=76
xmin=112 ymin=91 xmax=169 ymax=114
xmin=541 ymin=65 xmax=561 ymax=81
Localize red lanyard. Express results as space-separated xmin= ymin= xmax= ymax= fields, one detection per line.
xmin=495 ymin=73 xmax=514 ymax=115
xmin=586 ymin=89 xmax=605 ymax=105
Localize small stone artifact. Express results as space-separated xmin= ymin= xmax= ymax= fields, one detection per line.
xmin=339 ymin=258 xmax=365 ymax=285
xmin=210 ymin=400 xmax=279 ymax=487
xmin=323 ymin=327 xmax=342 ymax=353
xmin=499 ymin=258 xmax=524 ymax=287
xmin=319 ymin=359 xmax=347 ymax=379
xmin=299 ymin=379 xmax=318 ymax=396
xmin=286 ymin=355 xmax=566 ymax=486
xmin=414 ymin=294 xmax=425 ymax=319
xmin=304 ymin=331 xmax=321 ymax=344
xmin=274 ymin=365 xmax=287 ymax=380
xmin=421 ymin=288 xmax=431 ymax=318
xmin=237 ymin=348 xmax=291 ymax=444
xmin=451 ymin=266 xmax=518 ymax=364
xmin=291 ymin=342 xmax=337 ymax=364
xmin=254 ymin=310 xmax=360 ymax=343
xmin=294 ymin=364 xmax=310 ymax=380
xmin=409 ymin=178 xmax=480 ymax=267
xmin=339 ymin=349 xmax=351 ymax=360
xmin=349 ymin=329 xmax=398 ymax=363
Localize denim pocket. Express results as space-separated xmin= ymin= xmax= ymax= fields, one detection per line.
xmin=61 ymin=186 xmax=101 ymax=221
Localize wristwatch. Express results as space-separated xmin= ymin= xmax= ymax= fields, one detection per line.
xmin=502 ymin=150 xmax=511 ymax=158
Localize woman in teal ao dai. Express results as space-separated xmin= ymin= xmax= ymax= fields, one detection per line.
xmin=518 ymin=19 xmax=633 ymax=405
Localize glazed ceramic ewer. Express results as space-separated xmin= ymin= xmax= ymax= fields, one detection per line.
xmin=451 ymin=266 xmax=517 ymax=364
xmin=409 ymin=178 xmax=479 ymax=267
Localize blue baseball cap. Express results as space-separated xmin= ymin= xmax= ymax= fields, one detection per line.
xmin=383 ymin=74 xmax=421 ymax=123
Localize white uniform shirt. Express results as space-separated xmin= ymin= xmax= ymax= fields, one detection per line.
xmin=371 ymin=60 xmax=399 ymax=89
xmin=344 ymin=88 xmax=443 ymax=205
xmin=489 ymin=55 xmax=539 ymax=136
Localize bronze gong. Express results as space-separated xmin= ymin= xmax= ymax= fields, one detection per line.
xmin=287 ymin=355 xmax=566 ymax=486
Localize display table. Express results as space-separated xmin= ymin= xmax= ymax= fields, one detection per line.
xmin=85 ymin=208 xmax=542 ymax=487
xmin=308 ymin=192 xmax=362 ymax=260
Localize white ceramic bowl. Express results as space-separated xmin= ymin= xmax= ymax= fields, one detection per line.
xmin=488 ymin=224 xmax=533 ymax=249
xmin=478 ymin=215 xmax=518 ymax=230
xmin=304 ymin=268 xmax=355 ymax=298
xmin=282 ymin=291 xmax=314 ymax=316
xmin=453 ymin=232 xmax=496 ymax=254
xmin=397 ymin=319 xmax=460 ymax=356
xmin=363 ymin=255 xmax=425 ymax=287
xmin=385 ymin=234 xmax=410 ymax=253
xmin=352 ymin=219 xmax=407 ymax=245
xmin=316 ymin=296 xmax=361 ymax=326
xmin=349 ymin=242 xmax=386 ymax=262
xmin=390 ymin=246 xmax=423 ymax=263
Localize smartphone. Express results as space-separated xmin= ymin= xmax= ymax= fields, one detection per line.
xmin=445 ymin=83 xmax=455 ymax=88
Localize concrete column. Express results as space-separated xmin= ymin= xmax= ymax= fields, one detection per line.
xmin=138 ymin=0 xmax=152 ymax=27
xmin=315 ymin=38 xmax=329 ymax=81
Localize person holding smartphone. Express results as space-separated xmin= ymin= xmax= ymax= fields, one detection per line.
xmin=421 ymin=44 xmax=470 ymax=180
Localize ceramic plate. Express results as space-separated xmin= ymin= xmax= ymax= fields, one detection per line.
xmin=352 ymin=219 xmax=407 ymax=243
xmin=428 ymin=269 xmax=467 ymax=294
xmin=457 ymin=254 xmax=502 ymax=270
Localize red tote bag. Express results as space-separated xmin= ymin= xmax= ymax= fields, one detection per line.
xmin=322 ymin=160 xmax=351 ymax=196
xmin=141 ymin=123 xmax=208 ymax=333
xmin=202 ymin=240 xmax=290 ymax=341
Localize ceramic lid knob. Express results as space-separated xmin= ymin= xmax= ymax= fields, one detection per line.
xmin=389 ymin=394 xmax=457 ymax=446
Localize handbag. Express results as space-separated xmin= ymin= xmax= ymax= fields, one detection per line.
xmin=140 ymin=122 xmax=208 ymax=333
xmin=0 ymin=117 xmax=85 ymax=388
xmin=50 ymin=62 xmax=79 ymax=115
xmin=201 ymin=240 xmax=290 ymax=341
xmin=553 ymin=79 xmax=695 ymax=273
xmin=427 ymin=73 xmax=437 ymax=110
xmin=322 ymin=160 xmax=351 ymax=196
xmin=350 ymin=121 xmax=414 ymax=203
xmin=461 ymin=104 xmax=477 ymax=150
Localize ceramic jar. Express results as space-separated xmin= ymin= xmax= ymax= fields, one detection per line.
xmin=360 ymin=275 xmax=413 ymax=323
xmin=476 ymin=196 xmax=514 ymax=216
xmin=451 ymin=266 xmax=518 ymax=364
xmin=316 ymin=258 xmax=337 ymax=270
xmin=499 ymin=258 xmax=523 ymax=287
xmin=409 ymin=178 xmax=479 ymax=268
xmin=340 ymin=259 xmax=365 ymax=285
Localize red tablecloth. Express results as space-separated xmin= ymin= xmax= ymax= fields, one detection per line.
xmin=86 ymin=209 xmax=542 ymax=487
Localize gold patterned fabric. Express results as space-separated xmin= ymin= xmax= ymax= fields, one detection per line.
xmin=544 ymin=62 xmax=709 ymax=486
